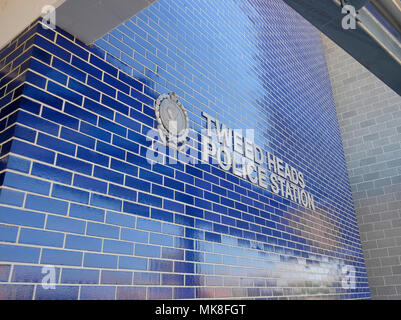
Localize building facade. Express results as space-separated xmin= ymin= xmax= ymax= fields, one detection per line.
xmin=0 ymin=0 xmax=370 ymax=299
xmin=322 ymin=34 xmax=401 ymax=300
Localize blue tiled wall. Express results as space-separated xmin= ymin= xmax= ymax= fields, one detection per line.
xmin=0 ymin=0 xmax=370 ymax=299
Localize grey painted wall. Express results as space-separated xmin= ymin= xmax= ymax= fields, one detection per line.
xmin=321 ymin=34 xmax=401 ymax=299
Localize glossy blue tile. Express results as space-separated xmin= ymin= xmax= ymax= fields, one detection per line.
xmin=185 ymin=205 xmax=203 ymax=218
xmin=65 ymin=103 xmax=96 ymax=125
xmin=0 ymin=42 xmax=16 ymax=61
xmin=31 ymin=162 xmax=72 ymax=184
xmin=80 ymin=122 xmax=111 ymax=143
xmin=138 ymin=192 xmax=162 ymax=207
xmin=149 ymin=233 xmax=173 ymax=247
xmin=101 ymin=270 xmax=132 ymax=285
xmin=61 ymin=268 xmax=99 ymax=284
xmin=120 ymin=228 xmax=148 ymax=243
xmin=185 ymin=228 xmax=204 ymax=240
xmin=0 ymin=284 xmax=34 ymax=299
xmin=96 ymin=38 xmax=120 ymax=57
xmin=60 ymin=127 xmax=96 ymax=149
xmin=74 ymin=174 xmax=108 ymax=193
xmin=24 ymin=71 xmax=47 ymax=89
xmin=47 ymin=81 xmax=83 ymax=106
xmin=205 ymin=231 xmax=222 ymax=243
xmin=52 ymin=57 xmax=86 ymax=82
xmin=136 ymin=217 xmax=161 ymax=232
xmin=103 ymin=73 xmax=130 ymax=94
xmin=68 ymin=78 xmax=101 ymax=101
xmin=101 ymin=94 xmax=129 ymax=115
xmin=174 ymin=191 xmax=194 ymax=205
xmin=93 ymin=166 xmax=123 ymax=184
xmin=103 ymin=239 xmax=133 ymax=255
xmin=52 ymin=184 xmax=90 ymax=204
xmin=30 ymin=58 xmax=68 ymax=85
xmin=56 ymin=154 xmax=93 ymax=175
xmin=40 ymin=248 xmax=82 ymax=266
xmin=126 ymin=152 xmax=151 ymax=169
xmin=83 ymin=252 xmax=117 ymax=268
xmin=35 ymin=25 xmax=56 ymax=41
xmin=2 ymin=171 xmax=50 ymax=195
xmin=107 ymin=53 xmax=133 ymax=75
xmin=163 ymin=223 xmax=185 ymax=237
xmin=116 ymin=114 xmax=141 ymax=134
xmin=150 ymin=207 xmax=174 ymax=223
xmin=87 ymin=75 xmax=116 ymax=97
xmin=174 ymin=287 xmax=195 ymax=299
xmin=119 ymin=256 xmax=147 ymax=271
xmin=139 ymin=169 xmax=162 ymax=185
xmin=118 ymin=91 xmax=142 ymax=111
xmin=10 ymin=139 xmax=55 ymax=164
xmin=82 ymin=100 xmax=113 ymax=123
xmin=11 ymin=265 xmax=60 ymax=283
xmin=80 ymin=286 xmax=116 ymax=300
xmin=134 ymin=272 xmax=160 ymax=285
xmin=112 ymin=135 xmax=139 ymax=154
xmin=24 ymin=84 xmax=63 ymax=110
xmin=117 ymin=286 xmax=146 ymax=300
xmin=71 ymin=56 xmax=102 ymax=79
xmin=0 ymin=188 xmax=25 ymax=207
xmin=0 ymin=244 xmax=40 ymax=263
xmin=195 ymin=198 xmax=212 ymax=210
xmin=135 ymin=243 xmax=160 ymax=258
xmin=174 ymin=213 xmax=194 ymax=227
xmin=65 ymin=234 xmax=102 ymax=252
xmin=97 ymin=141 xmax=125 ymax=160
xmin=46 ymin=215 xmax=86 ymax=234
xmin=161 ymin=273 xmax=184 ymax=286
xmin=108 ymin=184 xmax=137 ymax=201
xmin=91 ymin=194 xmax=122 ymax=211
xmin=35 ymin=285 xmax=79 ymax=300
xmin=186 ymin=184 xmax=203 ymax=197
xmin=0 ymin=0 xmax=371 ymax=300
xmin=90 ymin=54 xmax=118 ymax=77
xmin=77 ymin=146 xmax=109 ymax=167
xmin=161 ymin=247 xmax=184 ymax=261
xmin=174 ymin=261 xmax=194 ymax=274
xmin=0 ymin=224 xmax=18 ymax=242
xmin=149 ymin=259 xmax=173 ymax=272
xmin=148 ymin=287 xmax=172 ymax=299
xmin=56 ymin=35 xmax=89 ymax=60
xmin=175 ymin=237 xmax=195 ymax=251
xmin=118 ymin=72 xmax=143 ymax=92
xmin=34 ymin=35 xmax=71 ymax=61
xmin=163 ymin=199 xmax=185 ymax=214
xmin=19 ymin=228 xmax=64 ymax=247
xmin=1 ymin=125 xmax=34 ymax=145
xmin=37 ymin=132 xmax=76 ymax=156
xmin=185 ymin=165 xmax=203 ymax=178
xmin=152 ymin=163 xmax=174 ymax=177
xmin=108 ymin=34 xmax=133 ymax=57
xmin=129 ymin=107 xmax=153 ymax=127
xmin=106 ymin=211 xmax=135 ymax=227
xmin=86 ymin=222 xmax=119 ymax=239
xmin=69 ymin=203 xmax=105 ymax=222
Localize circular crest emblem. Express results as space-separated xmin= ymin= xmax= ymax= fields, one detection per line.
xmin=155 ymin=92 xmax=189 ymax=151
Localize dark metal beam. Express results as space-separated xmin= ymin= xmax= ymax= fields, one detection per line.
xmin=283 ymin=0 xmax=401 ymax=96
xmin=347 ymin=0 xmax=371 ymax=10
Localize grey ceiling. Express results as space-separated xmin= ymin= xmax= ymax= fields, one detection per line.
xmin=55 ymin=0 xmax=157 ymax=44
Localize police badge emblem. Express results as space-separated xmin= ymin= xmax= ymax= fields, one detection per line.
xmin=155 ymin=92 xmax=189 ymax=151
